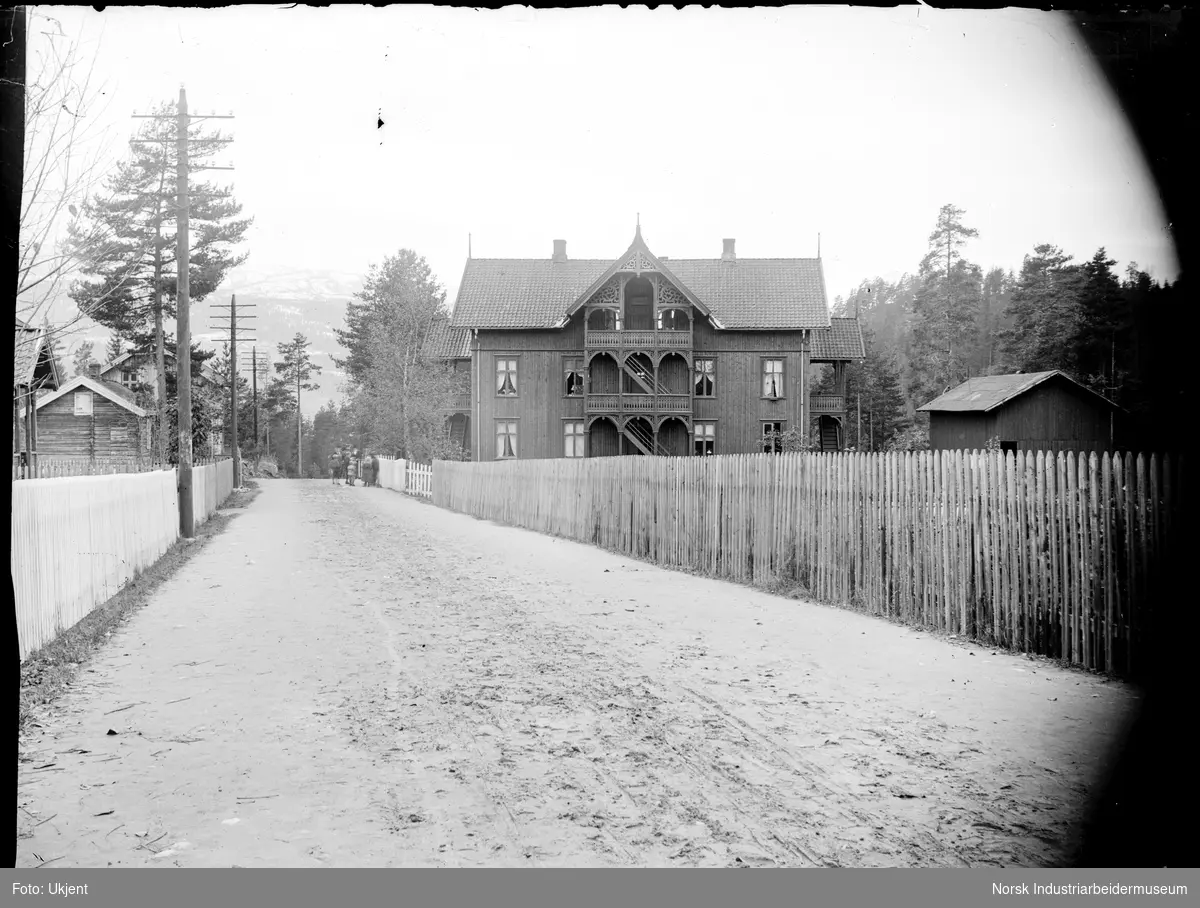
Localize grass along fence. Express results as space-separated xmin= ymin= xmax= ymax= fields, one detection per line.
xmin=12 ymin=470 xmax=180 ymax=660
xmin=434 ymin=450 xmax=1182 ymax=679
xmin=12 ymin=457 xmax=236 ymax=660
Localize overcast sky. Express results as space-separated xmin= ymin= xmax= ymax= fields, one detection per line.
xmin=31 ymin=5 xmax=1179 ymax=307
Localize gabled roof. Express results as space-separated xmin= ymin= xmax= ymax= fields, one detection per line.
xmin=917 ymin=370 xmax=1122 ymax=414
xmin=810 ymin=317 xmax=866 ymax=361
xmin=14 ymin=324 xmax=61 ymax=390
xmin=422 ymin=313 xmax=473 ymax=360
xmin=23 ymin=374 xmax=148 ymax=418
xmin=449 ymin=231 xmax=831 ymax=331
xmin=103 ymin=349 xmax=175 ymax=372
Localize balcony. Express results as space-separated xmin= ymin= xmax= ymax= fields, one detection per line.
xmin=585 ymin=329 xmax=692 ymax=351
xmin=441 ymin=392 xmax=471 ymax=413
xmin=585 ymin=394 xmax=691 ymax=415
xmin=810 ymin=394 xmax=846 ymax=415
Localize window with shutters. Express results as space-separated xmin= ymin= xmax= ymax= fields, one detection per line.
xmin=74 ymin=391 xmax=93 ymax=416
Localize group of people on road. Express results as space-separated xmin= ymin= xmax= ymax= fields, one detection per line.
xmin=328 ymin=446 xmax=381 ymax=487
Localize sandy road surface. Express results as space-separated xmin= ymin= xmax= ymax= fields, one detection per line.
xmin=16 ymin=479 xmax=1139 ymax=867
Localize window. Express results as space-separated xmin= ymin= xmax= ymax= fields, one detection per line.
xmin=763 ymin=421 xmax=784 ymax=454
xmin=564 ymin=421 xmax=585 ymax=457
xmin=564 ymin=357 xmax=584 ymax=397
xmin=496 ymin=357 xmax=518 ymax=397
xmin=121 ymin=369 xmax=137 ymax=387
xmin=73 ymin=391 xmax=93 ymax=416
xmin=694 ymin=358 xmax=715 ymax=397
xmin=762 ymin=359 xmax=785 ymax=399
xmin=694 ymin=422 xmax=716 ymax=456
xmin=496 ymin=421 xmax=518 ymax=459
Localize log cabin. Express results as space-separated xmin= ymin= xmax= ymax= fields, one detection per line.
xmin=436 ymin=227 xmax=864 ymax=461
xmin=917 ymin=370 xmax=1122 ymax=454
xmin=18 ymin=364 xmax=153 ymax=459
xmin=13 ymin=321 xmax=64 ymax=477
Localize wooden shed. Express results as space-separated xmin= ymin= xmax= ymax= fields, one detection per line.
xmin=917 ymin=370 xmax=1121 ymax=454
xmin=13 ymin=321 xmax=63 ymax=477
xmin=18 ymin=369 xmax=152 ymax=458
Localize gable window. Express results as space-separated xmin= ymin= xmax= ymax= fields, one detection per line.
xmin=694 ymin=358 xmax=715 ymax=398
xmin=564 ymin=421 xmax=585 ymax=457
xmin=564 ymin=357 xmax=584 ymax=397
xmin=496 ymin=357 xmax=518 ymax=397
xmin=73 ymin=391 xmax=93 ymax=416
xmin=762 ymin=359 xmax=785 ymax=399
xmin=763 ymin=421 xmax=784 ymax=454
xmin=694 ymin=421 xmax=716 ymax=456
xmin=496 ymin=420 xmax=518 ymax=459
xmin=121 ymin=369 xmax=137 ymax=387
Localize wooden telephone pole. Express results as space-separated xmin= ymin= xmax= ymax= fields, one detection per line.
xmin=133 ymin=87 xmax=234 ymax=537
xmin=210 ymin=294 xmax=256 ymax=488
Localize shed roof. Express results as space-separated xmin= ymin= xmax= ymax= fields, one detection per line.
xmin=917 ymin=371 xmax=1122 ymax=413
xmin=450 ymin=230 xmax=831 ymax=331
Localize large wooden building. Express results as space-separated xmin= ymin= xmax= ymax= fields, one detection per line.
xmin=436 ymin=228 xmax=863 ymax=462
xmin=917 ymin=370 xmax=1122 ymax=454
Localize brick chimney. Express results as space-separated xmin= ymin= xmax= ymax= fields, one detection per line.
xmin=722 ymin=238 xmax=736 ymax=262
xmin=552 ymin=239 xmax=567 ymax=263
xmin=89 ymin=363 xmax=102 ymax=380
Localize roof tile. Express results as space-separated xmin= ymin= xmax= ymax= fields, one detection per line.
xmin=810 ymin=317 xmax=866 ymax=360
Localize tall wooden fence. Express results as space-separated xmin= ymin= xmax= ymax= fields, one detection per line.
xmin=434 ymin=450 xmax=1182 ymax=679
xmin=191 ymin=457 xmax=235 ymax=527
xmin=12 ymin=470 xmax=180 ymax=660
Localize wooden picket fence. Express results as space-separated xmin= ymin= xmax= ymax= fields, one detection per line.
xmin=12 ymin=456 xmax=236 ymax=660
xmin=12 ymin=453 xmax=232 ymax=481
xmin=433 ymin=450 xmax=1182 ymax=679
xmin=375 ymin=456 xmax=432 ymax=498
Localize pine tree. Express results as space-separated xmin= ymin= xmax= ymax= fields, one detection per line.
xmin=72 ymin=340 xmax=96 ymax=377
xmin=67 ymin=100 xmax=251 ymax=460
xmin=908 ymin=204 xmax=982 ymax=405
xmin=275 ymin=334 xmax=322 ymax=473
xmin=998 ymin=244 xmax=1083 ymax=375
xmin=105 ymin=333 xmax=126 ymax=367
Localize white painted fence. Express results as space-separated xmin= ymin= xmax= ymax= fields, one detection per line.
xmin=12 ymin=470 xmax=180 ymax=660
xmin=13 ymin=457 xmax=237 ymax=660
xmin=375 ymin=456 xmax=432 ymax=498
xmin=376 ymin=456 xmax=407 ymax=492
xmin=190 ymin=457 xmax=235 ymax=528
xmin=407 ymin=462 xmax=433 ymax=498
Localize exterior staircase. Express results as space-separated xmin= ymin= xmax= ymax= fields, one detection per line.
xmin=622 ymin=419 xmax=669 ymax=456
xmin=621 ymin=357 xmax=664 ymax=395
xmin=449 ymin=417 xmax=468 ymax=453
xmin=819 ymin=418 xmax=841 ymax=452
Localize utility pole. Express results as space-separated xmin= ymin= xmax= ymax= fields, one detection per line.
xmin=133 ymin=88 xmax=234 ymax=537
xmin=210 ymin=293 xmax=256 ymax=488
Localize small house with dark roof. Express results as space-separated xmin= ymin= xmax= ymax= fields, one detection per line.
xmin=446 ymin=226 xmax=863 ymax=461
xmin=917 ymin=370 xmax=1122 ymax=454
xmin=17 ymin=366 xmax=153 ymax=459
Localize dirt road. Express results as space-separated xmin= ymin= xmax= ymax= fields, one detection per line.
xmin=16 ymin=479 xmax=1139 ymax=867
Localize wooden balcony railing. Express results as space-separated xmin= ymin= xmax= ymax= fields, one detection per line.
xmin=585 ymin=394 xmax=692 ymax=414
xmin=811 ymin=394 xmax=846 ymax=414
xmin=585 ymin=329 xmax=692 ymax=350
